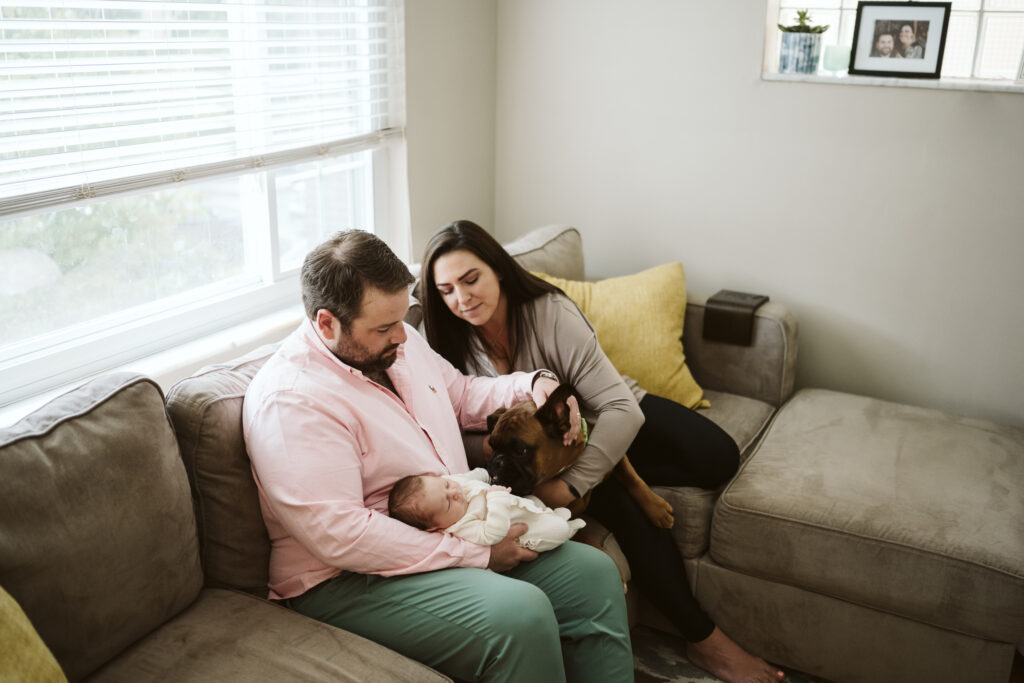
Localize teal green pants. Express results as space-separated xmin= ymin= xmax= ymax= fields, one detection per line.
xmin=286 ymin=541 xmax=633 ymax=682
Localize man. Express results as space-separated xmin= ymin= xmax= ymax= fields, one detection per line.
xmin=242 ymin=230 xmax=632 ymax=682
xmin=871 ymin=32 xmax=900 ymax=58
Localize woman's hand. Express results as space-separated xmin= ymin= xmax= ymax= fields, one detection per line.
xmin=531 ymin=375 xmax=582 ymax=446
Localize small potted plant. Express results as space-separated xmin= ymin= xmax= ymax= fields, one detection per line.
xmin=778 ymin=9 xmax=829 ymax=74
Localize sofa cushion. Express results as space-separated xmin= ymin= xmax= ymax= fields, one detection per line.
xmin=535 ymin=263 xmax=707 ymax=409
xmin=700 ymin=389 xmax=775 ymax=461
xmin=165 ymin=344 xmax=278 ymax=597
xmin=712 ymin=388 xmax=1024 ymax=642
xmin=86 ymin=588 xmax=450 ymax=682
xmin=0 ymin=373 xmax=202 ymax=680
xmin=652 ymin=485 xmax=719 ymax=559
xmin=646 ymin=390 xmax=775 ymax=560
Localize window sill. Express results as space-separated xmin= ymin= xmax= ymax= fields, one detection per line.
xmin=762 ymin=72 xmax=1024 ymax=94
xmin=0 ymin=305 xmax=304 ymax=429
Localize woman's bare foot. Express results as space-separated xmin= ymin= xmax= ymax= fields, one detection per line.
xmin=685 ymin=627 xmax=785 ymax=683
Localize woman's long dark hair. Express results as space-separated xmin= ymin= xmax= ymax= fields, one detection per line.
xmin=419 ymin=220 xmax=562 ymax=373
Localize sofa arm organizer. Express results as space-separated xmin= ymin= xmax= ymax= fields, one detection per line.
xmin=702 ymin=289 xmax=770 ymax=347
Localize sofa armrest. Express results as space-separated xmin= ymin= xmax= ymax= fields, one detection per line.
xmin=683 ymin=292 xmax=798 ymax=408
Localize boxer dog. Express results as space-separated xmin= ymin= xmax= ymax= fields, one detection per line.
xmin=486 ymin=384 xmax=675 ymax=529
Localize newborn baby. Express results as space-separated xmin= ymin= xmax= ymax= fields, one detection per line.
xmin=388 ymin=468 xmax=585 ymax=551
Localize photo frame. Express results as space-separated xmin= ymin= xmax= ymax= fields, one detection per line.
xmin=849 ymin=2 xmax=951 ymax=78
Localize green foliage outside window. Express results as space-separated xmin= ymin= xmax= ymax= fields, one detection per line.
xmin=0 ymin=186 xmax=245 ymax=347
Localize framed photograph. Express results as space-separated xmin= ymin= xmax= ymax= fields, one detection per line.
xmin=849 ymin=2 xmax=951 ymax=78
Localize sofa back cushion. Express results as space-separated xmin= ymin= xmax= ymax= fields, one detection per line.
xmin=164 ymin=344 xmax=278 ymax=597
xmin=0 ymin=373 xmax=202 ymax=681
xmin=500 ymin=224 xmax=585 ymax=280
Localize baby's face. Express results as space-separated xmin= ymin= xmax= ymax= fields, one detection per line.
xmin=418 ymin=476 xmax=469 ymax=530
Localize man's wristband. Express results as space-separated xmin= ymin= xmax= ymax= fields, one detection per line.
xmin=531 ymin=369 xmax=559 ymax=389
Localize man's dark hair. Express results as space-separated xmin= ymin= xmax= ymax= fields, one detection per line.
xmin=301 ymin=230 xmax=414 ymax=329
xmin=388 ymin=474 xmax=431 ymax=530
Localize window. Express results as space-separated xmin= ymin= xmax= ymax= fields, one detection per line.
xmin=766 ymin=0 xmax=1024 ymax=81
xmin=0 ymin=0 xmax=407 ymax=407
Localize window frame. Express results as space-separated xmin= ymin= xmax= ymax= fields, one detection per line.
xmin=0 ymin=140 xmax=408 ymax=408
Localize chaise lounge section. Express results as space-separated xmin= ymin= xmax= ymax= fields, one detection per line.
xmin=694 ymin=388 xmax=1024 ymax=682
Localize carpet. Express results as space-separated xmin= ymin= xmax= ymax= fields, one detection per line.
xmin=632 ymin=625 xmax=830 ymax=683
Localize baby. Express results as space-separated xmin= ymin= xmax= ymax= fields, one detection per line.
xmin=388 ymin=468 xmax=585 ymax=552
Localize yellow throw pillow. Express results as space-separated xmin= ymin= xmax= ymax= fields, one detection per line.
xmin=535 ymin=263 xmax=708 ymax=409
xmin=0 ymin=585 xmax=67 ymax=683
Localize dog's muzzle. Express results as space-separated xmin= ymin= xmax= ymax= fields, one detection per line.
xmin=487 ymin=453 xmax=537 ymax=496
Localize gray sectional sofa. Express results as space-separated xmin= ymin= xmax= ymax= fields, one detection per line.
xmin=1 ymin=224 xmax=1021 ymax=682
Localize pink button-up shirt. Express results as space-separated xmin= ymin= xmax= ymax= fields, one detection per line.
xmin=242 ymin=320 xmax=536 ymax=600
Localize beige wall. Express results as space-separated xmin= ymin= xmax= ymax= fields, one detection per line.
xmin=404 ymin=0 xmax=498 ymax=258
xmin=406 ymin=1 xmax=1024 ymax=427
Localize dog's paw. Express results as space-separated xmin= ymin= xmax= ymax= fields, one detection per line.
xmin=644 ymin=494 xmax=675 ymax=528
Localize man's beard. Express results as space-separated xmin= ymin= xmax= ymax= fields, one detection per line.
xmin=332 ymin=337 xmax=400 ymax=374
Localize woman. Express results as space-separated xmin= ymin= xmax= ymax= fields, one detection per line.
xmin=898 ymin=23 xmax=924 ymax=59
xmin=419 ymin=220 xmax=784 ymax=683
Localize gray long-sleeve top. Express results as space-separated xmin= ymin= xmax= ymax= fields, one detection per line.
xmin=461 ymin=292 xmax=645 ymax=496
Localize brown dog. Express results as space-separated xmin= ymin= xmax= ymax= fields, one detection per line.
xmin=486 ymin=384 xmax=674 ymax=530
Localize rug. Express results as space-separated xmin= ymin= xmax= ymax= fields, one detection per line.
xmin=632 ymin=625 xmax=830 ymax=683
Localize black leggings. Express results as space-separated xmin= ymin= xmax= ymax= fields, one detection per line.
xmin=585 ymin=392 xmax=739 ymax=643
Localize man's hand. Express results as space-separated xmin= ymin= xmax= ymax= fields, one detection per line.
xmin=487 ymin=522 xmax=538 ymax=572
xmin=531 ymin=375 xmax=582 ymax=446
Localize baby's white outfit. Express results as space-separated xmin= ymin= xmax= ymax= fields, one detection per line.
xmin=443 ymin=468 xmax=586 ymax=552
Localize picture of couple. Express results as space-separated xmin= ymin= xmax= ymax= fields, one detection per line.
xmin=849 ymin=1 xmax=951 ymax=79
xmin=870 ymin=20 xmax=929 ymax=59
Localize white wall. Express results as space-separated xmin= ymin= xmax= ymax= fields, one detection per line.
xmin=404 ymin=0 xmax=498 ymax=258
xmin=487 ymin=0 xmax=1024 ymax=427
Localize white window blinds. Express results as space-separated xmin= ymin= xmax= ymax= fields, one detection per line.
xmin=0 ymin=0 xmax=405 ymax=216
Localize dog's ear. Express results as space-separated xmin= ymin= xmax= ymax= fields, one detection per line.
xmin=535 ymin=383 xmax=575 ymax=439
xmin=486 ymin=407 xmax=507 ymax=434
